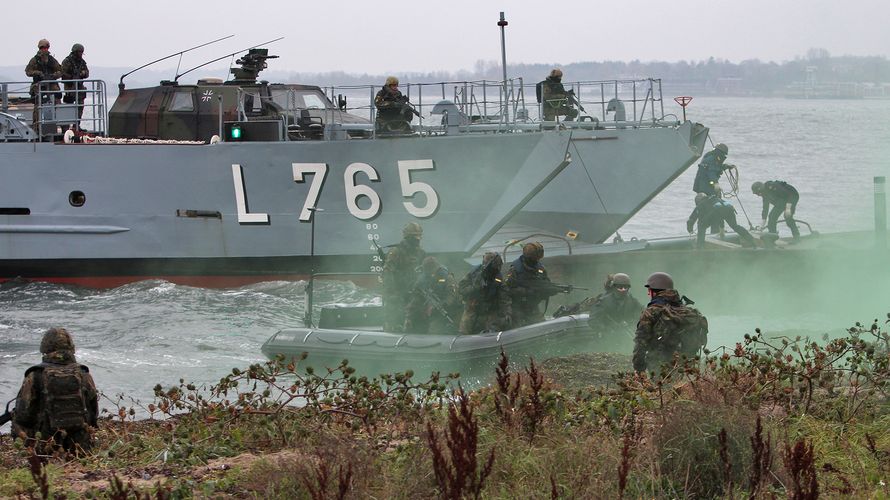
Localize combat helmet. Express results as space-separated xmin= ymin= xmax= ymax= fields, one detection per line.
xmin=402 ymin=222 xmax=423 ymax=237
xmin=715 ymin=143 xmax=728 ymax=155
xmin=481 ymin=251 xmax=503 ymax=271
xmin=694 ymin=192 xmax=709 ymax=205
xmin=71 ymin=43 xmax=84 ymax=53
xmin=610 ymin=273 xmax=631 ymax=288
xmin=385 ymin=76 xmax=399 ymax=86
xmin=522 ymin=241 xmax=544 ymax=260
xmin=645 ymin=272 xmax=674 ymax=290
xmin=421 ymin=256 xmax=440 ymax=274
xmin=38 ymin=39 xmax=50 ymax=49
xmin=751 ymin=181 xmax=764 ymax=195
xmin=549 ymin=68 xmax=563 ymax=78
xmin=40 ymin=327 xmax=75 ymax=354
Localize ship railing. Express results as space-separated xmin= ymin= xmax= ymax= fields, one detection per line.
xmin=320 ymin=77 xmax=674 ymax=136
xmin=0 ymin=79 xmax=107 ymax=141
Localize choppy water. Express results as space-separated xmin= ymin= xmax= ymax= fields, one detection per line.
xmin=1 ymin=97 xmax=889 ymax=416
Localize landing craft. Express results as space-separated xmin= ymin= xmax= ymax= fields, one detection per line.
xmin=0 ymin=47 xmax=707 ymax=288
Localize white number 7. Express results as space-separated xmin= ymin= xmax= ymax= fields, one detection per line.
xmin=398 ymin=159 xmax=439 ymax=218
xmin=292 ymin=163 xmax=328 ymax=221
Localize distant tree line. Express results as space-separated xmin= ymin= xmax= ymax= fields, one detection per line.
xmin=278 ymin=49 xmax=890 ymax=96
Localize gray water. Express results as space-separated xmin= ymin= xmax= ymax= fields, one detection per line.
xmin=1 ymin=97 xmax=889 ymax=416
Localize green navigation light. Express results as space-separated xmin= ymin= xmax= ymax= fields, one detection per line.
xmin=230 ymin=125 xmax=242 ymax=140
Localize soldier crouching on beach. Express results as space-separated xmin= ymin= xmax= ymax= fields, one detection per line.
xmin=632 ymin=273 xmax=708 ymax=374
xmin=11 ymin=327 xmax=99 ymax=455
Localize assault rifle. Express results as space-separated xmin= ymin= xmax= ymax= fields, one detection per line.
xmin=565 ymin=89 xmax=586 ymax=113
xmin=419 ymin=287 xmax=455 ymax=326
xmin=401 ymin=101 xmax=422 ymax=118
xmin=549 ymin=283 xmax=589 ymax=294
xmin=372 ymin=239 xmax=387 ymax=264
xmin=0 ymin=398 xmax=15 ymax=427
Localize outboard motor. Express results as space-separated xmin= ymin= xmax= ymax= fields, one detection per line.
xmin=606 ymin=98 xmax=626 ymax=129
xmin=430 ymin=100 xmax=468 ymax=135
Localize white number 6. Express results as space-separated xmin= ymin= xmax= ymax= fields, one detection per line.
xmin=344 ymin=163 xmax=381 ymax=220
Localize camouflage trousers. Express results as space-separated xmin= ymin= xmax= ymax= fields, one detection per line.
xmin=12 ymin=422 xmax=93 ymax=455
xmin=383 ymin=294 xmax=408 ymax=332
xmin=459 ymin=307 xmax=509 ymax=335
xmin=542 ymin=102 xmax=579 ymax=122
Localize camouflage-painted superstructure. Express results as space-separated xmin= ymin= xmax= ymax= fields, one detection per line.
xmin=0 ymin=49 xmax=707 ymax=287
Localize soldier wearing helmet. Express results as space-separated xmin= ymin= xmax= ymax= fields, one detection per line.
xmin=457 ymin=252 xmax=512 ymax=334
xmin=11 ymin=328 xmax=99 ymax=454
xmin=405 ymin=256 xmax=461 ymax=334
xmin=751 ymin=180 xmax=801 ymax=242
xmin=692 ymin=143 xmax=733 ymax=196
xmin=61 ymin=43 xmax=90 ymax=122
xmin=25 ymin=39 xmax=63 ymax=133
xmin=632 ymin=273 xmax=708 ymax=373
xmin=585 ymin=273 xmax=643 ymax=338
xmin=538 ymin=67 xmax=579 ymax=122
xmin=374 ymin=75 xmax=415 ymax=134
xmin=504 ymin=242 xmax=564 ymax=327
xmin=687 ymin=192 xmax=756 ymax=248
xmin=382 ymin=223 xmax=427 ymax=331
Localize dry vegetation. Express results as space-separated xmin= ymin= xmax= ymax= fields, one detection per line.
xmin=2 ymin=315 xmax=889 ymax=498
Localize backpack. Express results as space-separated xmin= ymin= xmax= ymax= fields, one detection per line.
xmin=652 ymin=304 xmax=708 ymax=354
xmin=535 ymin=81 xmax=544 ymax=103
xmin=40 ymin=364 xmax=88 ymax=431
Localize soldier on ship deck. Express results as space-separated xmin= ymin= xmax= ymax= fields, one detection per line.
xmin=25 ymin=39 xmax=62 ymax=133
xmin=375 ymin=76 xmax=416 ymax=134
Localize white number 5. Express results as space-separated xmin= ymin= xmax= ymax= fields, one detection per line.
xmin=398 ymin=159 xmax=439 ymax=218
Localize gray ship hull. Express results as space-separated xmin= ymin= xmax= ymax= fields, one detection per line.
xmin=1 ymin=132 xmax=572 ymax=286
xmin=513 ymin=121 xmax=708 ymax=244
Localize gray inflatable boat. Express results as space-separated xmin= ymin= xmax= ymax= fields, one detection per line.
xmin=260 ymin=304 xmax=608 ymax=380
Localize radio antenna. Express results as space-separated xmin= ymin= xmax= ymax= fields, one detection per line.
xmin=174 ymin=37 xmax=284 ymax=83
xmin=118 ymin=35 xmax=234 ymax=91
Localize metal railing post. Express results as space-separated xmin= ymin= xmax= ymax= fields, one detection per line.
xmin=876 ymin=176 xmax=887 ymax=250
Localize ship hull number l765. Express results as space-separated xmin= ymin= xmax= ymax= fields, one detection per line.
xmin=231 ymin=159 xmax=439 ymax=223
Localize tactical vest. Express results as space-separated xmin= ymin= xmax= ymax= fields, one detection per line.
xmin=652 ymin=304 xmax=709 ymax=354
xmin=33 ymin=363 xmax=89 ymax=431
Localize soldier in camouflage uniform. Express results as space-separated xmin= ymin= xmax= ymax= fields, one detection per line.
xmin=25 ymin=39 xmax=62 ymax=132
xmin=504 ymin=242 xmax=565 ymax=327
xmin=587 ymin=273 xmax=643 ymax=337
xmin=752 ymin=180 xmax=801 ymax=242
xmin=687 ymin=193 xmax=756 ymax=248
xmin=458 ymin=252 xmax=512 ymax=334
xmin=539 ymin=68 xmax=579 ymax=122
xmin=374 ymin=76 xmax=415 ymax=133
xmin=61 ymin=43 xmax=90 ymax=121
xmin=632 ymin=272 xmax=708 ymax=373
xmin=405 ymin=256 xmax=461 ymax=334
xmin=382 ymin=222 xmax=426 ymax=332
xmin=692 ymin=144 xmax=732 ymax=196
xmin=12 ymin=328 xmax=99 ymax=454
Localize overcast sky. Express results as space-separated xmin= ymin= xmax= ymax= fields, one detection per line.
xmin=7 ymin=0 xmax=888 ymax=75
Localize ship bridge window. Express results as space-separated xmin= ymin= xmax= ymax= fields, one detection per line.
xmin=243 ymin=91 xmax=263 ymax=113
xmin=169 ymin=91 xmax=194 ymax=112
xmin=271 ymin=89 xmax=332 ymax=110
xmin=302 ymin=94 xmax=326 ymax=109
